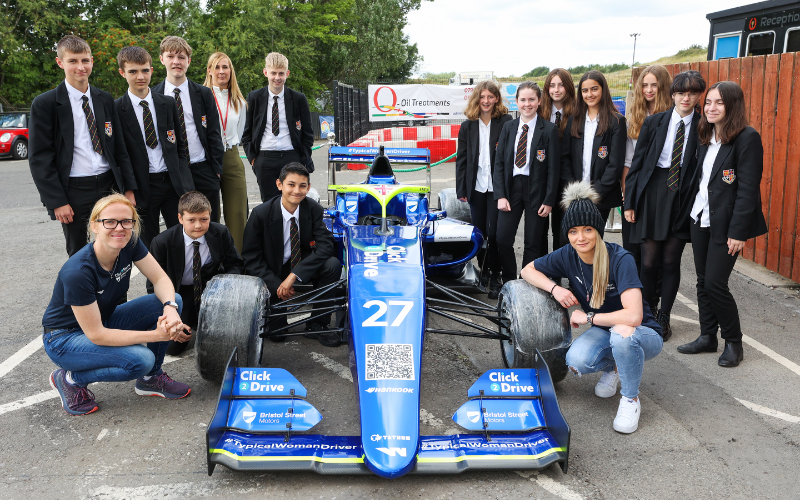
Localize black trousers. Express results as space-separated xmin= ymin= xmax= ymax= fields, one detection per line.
xmin=167 ymin=284 xmax=199 ymax=355
xmin=469 ymin=189 xmax=500 ymax=274
xmin=254 ymin=150 xmax=302 ymax=202
xmin=57 ymin=171 xmax=115 ymax=257
xmin=190 ymin=160 xmax=221 ymax=223
xmin=140 ymin=172 xmax=181 ymax=249
xmin=541 ymin=183 xmax=566 ymax=253
xmin=690 ymin=220 xmax=741 ymax=341
xmin=496 ymin=175 xmax=547 ymax=282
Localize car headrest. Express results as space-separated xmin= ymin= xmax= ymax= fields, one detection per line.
xmin=368 ymin=146 xmax=394 ymax=177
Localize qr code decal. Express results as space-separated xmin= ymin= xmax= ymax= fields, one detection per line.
xmin=365 ymin=344 xmax=415 ymax=380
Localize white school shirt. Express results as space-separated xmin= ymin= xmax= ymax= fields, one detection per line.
xmin=181 ymin=231 xmax=211 ymax=285
xmin=624 ymin=110 xmax=651 ymax=168
xmin=260 ymin=88 xmax=294 ymax=151
xmin=65 ymin=81 xmax=110 ymax=177
xmin=475 ymin=119 xmax=492 ymax=193
xmin=582 ymin=114 xmax=599 ymax=183
xmin=690 ymin=131 xmax=722 ymax=228
xmin=163 ymin=79 xmax=206 ymax=164
xmin=212 ymin=86 xmax=246 ymax=148
xmin=127 ymin=90 xmax=167 ymax=173
xmin=512 ymin=115 xmax=537 ymax=177
xmin=655 ymin=109 xmax=693 ymax=169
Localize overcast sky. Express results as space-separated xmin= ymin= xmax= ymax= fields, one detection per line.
xmin=405 ymin=0 xmax=756 ymax=76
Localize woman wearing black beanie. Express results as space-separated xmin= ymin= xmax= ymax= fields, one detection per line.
xmin=520 ymin=181 xmax=663 ymax=434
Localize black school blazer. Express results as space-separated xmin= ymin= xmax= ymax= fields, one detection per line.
xmin=455 ymin=114 xmax=513 ymax=202
xmin=492 ymin=117 xmax=560 ymax=207
xmin=676 ymin=126 xmax=767 ymax=244
xmin=560 ymin=113 xmax=626 ymax=210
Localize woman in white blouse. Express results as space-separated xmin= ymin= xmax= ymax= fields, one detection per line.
xmin=203 ymin=52 xmax=248 ymax=252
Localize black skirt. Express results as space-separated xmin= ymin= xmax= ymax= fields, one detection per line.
xmin=629 ymin=167 xmax=683 ymax=243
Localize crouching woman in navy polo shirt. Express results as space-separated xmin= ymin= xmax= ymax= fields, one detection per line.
xmin=521 ymin=182 xmax=663 ymax=434
xmin=42 ymin=193 xmax=191 ymax=416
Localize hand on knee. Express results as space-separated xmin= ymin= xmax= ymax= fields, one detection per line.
xmin=611 ymin=325 xmax=635 ymax=338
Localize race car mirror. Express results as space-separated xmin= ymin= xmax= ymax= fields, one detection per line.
xmin=426 ymin=210 xmax=447 ymax=222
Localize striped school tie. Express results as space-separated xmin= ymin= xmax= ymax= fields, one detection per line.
xmin=290 ymin=218 xmax=301 ymax=269
xmin=515 ymin=124 xmax=528 ymax=169
xmin=139 ymin=101 xmax=158 ymax=149
xmin=173 ymin=88 xmax=190 ymax=157
xmin=272 ymin=96 xmax=280 ymax=136
xmin=668 ymin=121 xmax=685 ymax=191
xmin=192 ymin=241 xmax=202 ymax=310
xmin=81 ymin=96 xmax=103 ymax=155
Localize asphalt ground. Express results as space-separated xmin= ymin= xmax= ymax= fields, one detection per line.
xmin=2 ymin=144 xmax=800 ymax=499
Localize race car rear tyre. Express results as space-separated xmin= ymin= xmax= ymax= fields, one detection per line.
xmin=196 ymin=274 xmax=269 ymax=383
xmin=498 ymin=280 xmax=570 ymax=382
xmin=438 ymin=188 xmax=471 ymax=223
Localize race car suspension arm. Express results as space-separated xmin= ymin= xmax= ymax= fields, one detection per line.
xmin=425 ymin=279 xmax=510 ymax=340
xmin=262 ymin=279 xmax=347 ymax=337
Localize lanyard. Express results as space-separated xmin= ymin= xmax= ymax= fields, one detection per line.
xmin=212 ymin=90 xmax=230 ymax=132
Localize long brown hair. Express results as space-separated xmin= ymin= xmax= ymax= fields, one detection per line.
xmin=627 ymin=65 xmax=672 ymax=139
xmin=570 ymin=70 xmax=622 ymax=138
xmin=463 ymin=80 xmax=509 ymax=121
xmin=698 ymin=82 xmax=748 ymax=145
xmin=203 ymin=52 xmax=247 ymax=114
xmin=540 ymin=68 xmax=576 ymax=139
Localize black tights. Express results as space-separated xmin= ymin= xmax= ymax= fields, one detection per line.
xmin=640 ymin=236 xmax=686 ymax=315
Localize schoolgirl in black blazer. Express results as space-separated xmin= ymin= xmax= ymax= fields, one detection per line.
xmin=560 ymin=71 xmax=626 ymax=219
xmin=493 ymin=82 xmax=560 ymax=283
xmin=623 ymin=71 xmax=706 ymax=341
xmin=455 ymin=80 xmax=512 ymax=298
xmin=676 ymin=82 xmax=767 ymax=368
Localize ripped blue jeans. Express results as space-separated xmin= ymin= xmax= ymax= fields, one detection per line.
xmin=564 ymin=325 xmax=663 ymax=398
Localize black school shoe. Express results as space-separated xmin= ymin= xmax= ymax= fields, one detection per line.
xmin=304 ymin=322 xmax=342 ymax=347
xmin=718 ymin=340 xmax=744 ymax=367
xmin=677 ymin=334 xmax=718 ymax=354
xmin=488 ymin=273 xmax=503 ymax=300
xmin=658 ymin=311 xmax=673 ymax=342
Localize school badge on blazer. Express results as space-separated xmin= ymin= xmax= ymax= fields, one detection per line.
xmin=536 ymin=150 xmax=546 ymax=162
xmin=201 ymin=116 xmax=207 ymax=128
xmin=167 ymin=130 xmax=176 ymax=143
xmin=597 ymin=146 xmax=608 ymax=159
xmin=296 ymin=120 xmax=302 ymax=130
xmin=722 ymin=169 xmax=736 ymax=184
xmin=104 ymin=122 xmax=112 ymax=137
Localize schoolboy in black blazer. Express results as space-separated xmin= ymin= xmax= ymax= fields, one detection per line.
xmin=115 ymin=46 xmax=195 ymax=248
xmin=153 ymin=36 xmax=225 ymax=223
xmin=240 ymin=52 xmax=314 ymax=202
xmin=148 ymin=191 xmax=244 ymax=354
xmin=29 ymin=36 xmax=136 ymax=257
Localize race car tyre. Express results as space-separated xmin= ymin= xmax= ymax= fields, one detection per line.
xmin=498 ymin=280 xmax=570 ymax=382
xmin=438 ymin=188 xmax=471 ymax=223
xmin=196 ymin=274 xmax=269 ymax=383
xmin=12 ymin=139 xmax=27 ymax=160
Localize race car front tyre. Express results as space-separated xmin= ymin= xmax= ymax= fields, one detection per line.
xmin=196 ymin=274 xmax=268 ymax=383
xmin=498 ymin=280 xmax=570 ymax=382
xmin=438 ymin=188 xmax=472 ymax=223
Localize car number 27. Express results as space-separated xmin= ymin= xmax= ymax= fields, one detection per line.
xmin=362 ymin=300 xmax=414 ymax=327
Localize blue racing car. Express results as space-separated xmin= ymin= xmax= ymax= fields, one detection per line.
xmin=195 ymin=147 xmax=572 ymax=479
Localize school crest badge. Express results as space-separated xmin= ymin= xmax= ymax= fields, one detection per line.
xmin=597 ymin=146 xmax=608 ymax=159
xmin=309 ymin=240 xmax=316 ymax=248
xmin=722 ymin=169 xmax=736 ymax=184
xmin=536 ymin=150 xmax=546 ymax=162
xmin=201 ymin=115 xmax=207 ymax=128
xmin=167 ymin=130 xmax=176 ymax=143
xmin=296 ymin=120 xmax=302 ymax=130
xmin=104 ymin=122 xmax=112 ymax=137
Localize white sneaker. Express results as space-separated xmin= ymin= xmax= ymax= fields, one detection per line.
xmin=613 ymin=397 xmax=641 ymax=434
xmin=594 ymin=370 xmax=619 ymax=398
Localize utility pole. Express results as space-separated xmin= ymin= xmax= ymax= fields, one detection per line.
xmin=630 ymin=33 xmax=641 ymax=89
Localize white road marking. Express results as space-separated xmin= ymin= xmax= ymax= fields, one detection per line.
xmin=97 ymin=428 xmax=109 ymax=441
xmin=131 ymin=267 xmax=140 ymax=279
xmin=515 ymin=471 xmax=584 ymax=500
xmin=671 ymin=315 xmax=699 ymax=325
xmin=675 ymin=292 xmax=699 ymax=312
xmin=0 ymin=336 xmax=43 ymax=379
xmin=736 ymin=399 xmax=800 ymax=424
xmin=0 ymin=353 xmax=189 ymax=416
xmin=309 ymin=352 xmax=458 ymax=434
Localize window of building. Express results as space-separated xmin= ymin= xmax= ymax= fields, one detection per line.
xmin=786 ymin=28 xmax=800 ymax=53
xmin=714 ymin=33 xmax=741 ymax=59
xmin=746 ymin=31 xmax=775 ymax=57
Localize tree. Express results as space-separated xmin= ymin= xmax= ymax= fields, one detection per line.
xmin=523 ymin=66 xmax=549 ymax=78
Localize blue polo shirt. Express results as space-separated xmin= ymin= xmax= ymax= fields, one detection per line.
xmin=533 ymin=242 xmax=661 ymax=333
xmin=42 ymin=239 xmax=148 ymax=330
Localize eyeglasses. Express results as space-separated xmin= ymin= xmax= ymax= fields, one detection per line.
xmin=96 ymin=218 xmax=135 ymax=229
xmin=675 ymin=92 xmax=700 ymax=100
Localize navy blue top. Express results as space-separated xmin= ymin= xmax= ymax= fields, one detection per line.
xmin=42 ymin=239 xmax=148 ymax=330
xmin=534 ymin=242 xmax=661 ymax=333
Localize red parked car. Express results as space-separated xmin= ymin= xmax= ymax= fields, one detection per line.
xmin=0 ymin=112 xmax=29 ymax=160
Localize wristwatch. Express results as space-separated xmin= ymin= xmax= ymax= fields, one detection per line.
xmin=586 ymin=312 xmax=595 ymax=325
xmin=163 ymin=300 xmax=179 ymax=309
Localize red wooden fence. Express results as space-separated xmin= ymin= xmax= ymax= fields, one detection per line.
xmin=633 ymin=53 xmax=800 ymax=282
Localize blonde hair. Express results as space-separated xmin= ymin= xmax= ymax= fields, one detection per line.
xmin=159 ymin=36 xmax=192 ymax=58
xmin=56 ymin=36 xmax=91 ymax=59
xmin=203 ymin=52 xmax=248 ymax=114
xmin=265 ymin=52 xmax=289 ymax=70
xmin=89 ymin=193 xmax=141 ymax=243
xmin=463 ymin=80 xmax=508 ymax=120
xmin=590 ymin=233 xmax=609 ymax=309
xmin=628 ymin=65 xmax=672 ymax=139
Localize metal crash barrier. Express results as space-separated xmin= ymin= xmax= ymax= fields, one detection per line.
xmin=327 ymin=146 xmax=432 ymax=206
